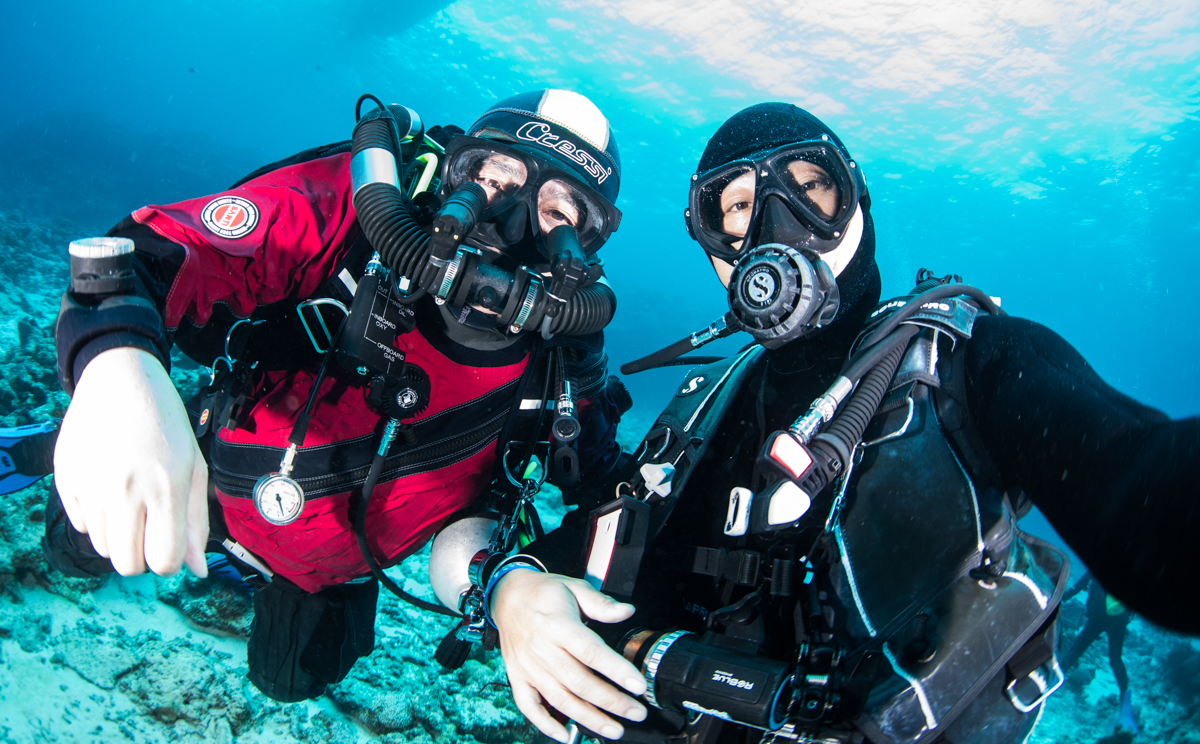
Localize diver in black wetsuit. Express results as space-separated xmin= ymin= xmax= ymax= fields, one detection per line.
xmin=1061 ymin=572 xmax=1138 ymax=734
xmin=475 ymin=102 xmax=1199 ymax=744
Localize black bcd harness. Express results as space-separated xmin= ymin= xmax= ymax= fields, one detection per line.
xmin=583 ymin=271 xmax=1068 ymax=744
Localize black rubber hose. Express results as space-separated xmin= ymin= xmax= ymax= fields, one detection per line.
xmin=351 ymin=116 xmax=398 ymax=156
xmin=620 ymin=312 xmax=739 ymax=375
xmin=621 ymin=336 xmax=700 ymax=375
xmin=548 ymin=279 xmax=616 ymax=336
xmin=655 ymin=355 xmax=726 ymax=369
xmin=355 ymin=449 xmax=458 ymax=617
xmin=840 ymin=324 xmax=920 ymax=386
xmin=818 ymin=334 xmax=908 ymax=460
xmin=354 ymin=182 xmax=432 ymax=282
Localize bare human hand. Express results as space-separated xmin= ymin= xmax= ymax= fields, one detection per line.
xmin=53 ymin=347 xmax=208 ymax=578
xmin=490 ymin=569 xmax=648 ymax=741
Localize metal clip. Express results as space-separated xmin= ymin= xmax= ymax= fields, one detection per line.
xmin=296 ymin=298 xmax=349 ymax=354
xmin=455 ymin=586 xmax=488 ymax=643
xmin=1005 ymin=658 xmax=1064 ymax=713
xmin=510 ymin=270 xmax=542 ymax=333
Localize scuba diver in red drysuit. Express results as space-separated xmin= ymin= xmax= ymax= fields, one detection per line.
xmin=46 ymin=89 xmax=631 ymax=702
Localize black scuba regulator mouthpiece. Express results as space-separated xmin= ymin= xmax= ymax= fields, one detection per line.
xmin=621 ymin=243 xmax=840 ymax=374
xmin=727 ymin=243 xmax=839 ymax=349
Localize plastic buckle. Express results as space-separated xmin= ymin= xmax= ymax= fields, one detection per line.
xmin=1004 ymin=657 xmax=1064 ymax=713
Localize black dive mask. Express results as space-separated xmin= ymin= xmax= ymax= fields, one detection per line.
xmin=443 ymin=136 xmax=622 ymax=259
xmin=686 ymin=139 xmax=864 ymax=263
xmin=727 ymin=243 xmax=840 ymax=348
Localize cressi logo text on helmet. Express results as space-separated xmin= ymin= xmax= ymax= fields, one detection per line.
xmin=465 ymin=89 xmax=620 ymax=205
xmin=515 ymin=122 xmax=613 ymax=186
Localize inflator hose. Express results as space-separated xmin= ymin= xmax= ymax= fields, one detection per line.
xmin=349 ymin=116 xmax=616 ymax=336
xmin=814 ymin=327 xmax=913 ymax=467
xmin=354 ymin=446 xmax=459 ymax=617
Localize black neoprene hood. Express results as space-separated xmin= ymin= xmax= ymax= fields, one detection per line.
xmin=698 ymin=103 xmax=861 ymax=195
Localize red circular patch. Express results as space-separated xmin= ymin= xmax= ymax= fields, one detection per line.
xmin=201 ymin=196 xmax=260 ymax=239
xmin=211 ymin=203 xmax=248 ymax=231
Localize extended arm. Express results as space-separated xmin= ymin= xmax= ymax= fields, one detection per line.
xmin=53 ymin=152 xmax=359 ymax=577
xmin=965 ymin=314 xmax=1200 ymax=633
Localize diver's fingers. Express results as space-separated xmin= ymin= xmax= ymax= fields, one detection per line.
xmin=550 ymin=634 xmax=646 ymax=722
xmin=568 ymin=579 xmax=637 ymax=626
xmin=521 ymin=659 xmax=628 ymax=742
xmin=56 ymin=480 xmax=89 ymax=535
xmin=140 ymin=487 xmax=184 ymax=580
xmin=52 ymin=421 xmax=91 ymax=536
xmin=182 ymin=449 xmax=209 ymax=578
xmin=558 ymin=582 xmax=646 ymax=699
xmin=509 ymin=680 xmax=571 ymax=743
xmin=85 ymin=502 xmax=109 ymax=559
xmin=141 ymin=444 xmax=198 ymax=578
xmin=106 ymin=497 xmax=149 ymax=577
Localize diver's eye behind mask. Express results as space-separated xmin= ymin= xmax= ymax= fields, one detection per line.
xmin=686 ymin=140 xmax=864 ymax=263
xmin=444 ymin=136 xmax=622 ymax=256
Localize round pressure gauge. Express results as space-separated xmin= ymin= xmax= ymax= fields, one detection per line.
xmin=252 ymin=473 xmax=306 ymax=525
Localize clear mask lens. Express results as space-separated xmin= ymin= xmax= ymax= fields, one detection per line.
xmin=767 ymin=150 xmax=844 ymax=222
xmin=537 ymin=178 xmax=605 ymax=247
xmin=447 ymin=148 xmax=529 ymax=208
xmin=449 ymin=145 xmax=610 ymax=248
xmin=695 ymin=165 xmax=756 ymax=244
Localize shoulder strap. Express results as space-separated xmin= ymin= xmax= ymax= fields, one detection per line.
xmin=627 ymin=346 xmax=766 ymax=538
xmin=933 ymin=334 xmax=1007 ymax=497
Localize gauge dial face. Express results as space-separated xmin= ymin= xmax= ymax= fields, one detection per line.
xmin=252 ymin=473 xmax=305 ymax=525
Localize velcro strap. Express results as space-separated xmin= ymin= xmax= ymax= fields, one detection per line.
xmin=668 ymin=546 xmax=763 ymax=586
xmin=1007 ymin=609 xmax=1058 ymax=681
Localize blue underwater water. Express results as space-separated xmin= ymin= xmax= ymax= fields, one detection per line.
xmin=1 ymin=1 xmax=1199 ymax=742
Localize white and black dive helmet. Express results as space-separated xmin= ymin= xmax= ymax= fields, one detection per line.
xmin=436 ymin=89 xmax=623 ymax=334
xmin=687 ymin=103 xmax=880 ymax=348
xmin=350 ymin=89 xmax=622 ymax=338
xmin=451 ymin=89 xmax=622 ymax=261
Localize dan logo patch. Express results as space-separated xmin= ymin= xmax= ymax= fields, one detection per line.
xmin=201 ymin=196 xmax=259 ymax=239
